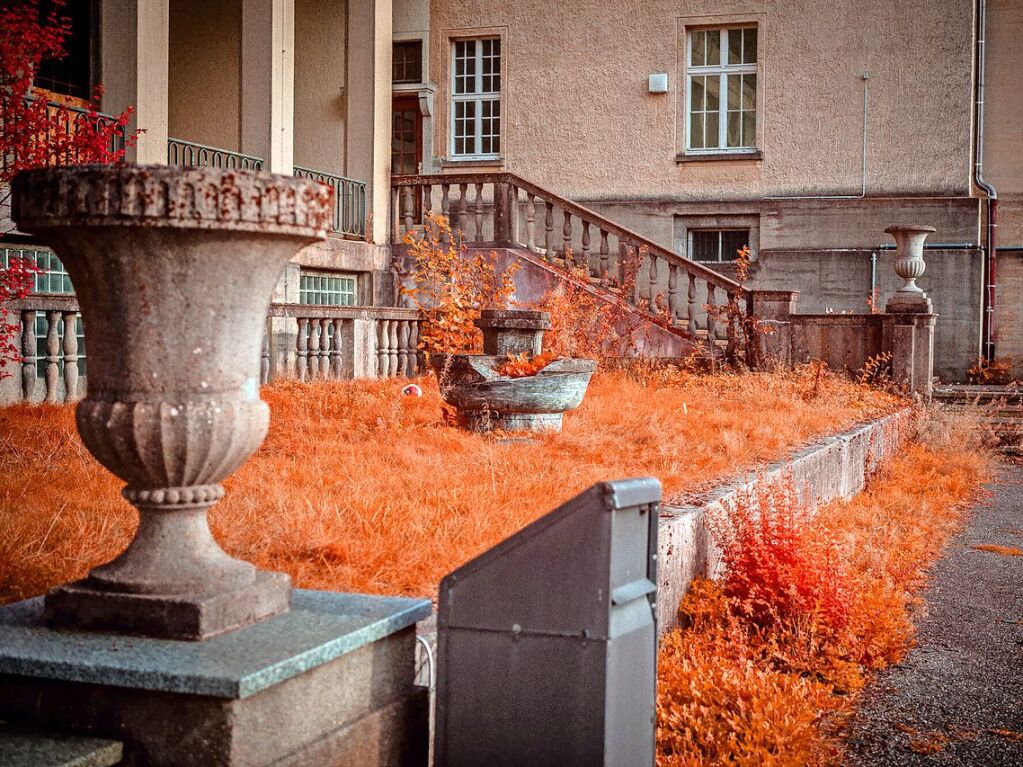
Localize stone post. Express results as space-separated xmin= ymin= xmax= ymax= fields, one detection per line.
xmin=475 ymin=309 xmax=552 ymax=356
xmin=885 ymin=226 xmax=938 ymax=397
xmin=341 ymin=317 xmax=380 ymax=377
xmin=748 ymin=290 xmax=798 ymax=368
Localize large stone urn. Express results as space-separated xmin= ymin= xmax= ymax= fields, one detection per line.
xmin=886 ymin=224 xmax=935 ymax=296
xmin=12 ymin=164 xmax=332 ymax=640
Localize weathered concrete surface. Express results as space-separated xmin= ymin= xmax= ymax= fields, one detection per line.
xmin=656 ymin=407 xmax=911 ymax=631
xmin=0 ymin=725 xmax=122 ymax=767
xmin=844 ymin=464 xmax=1023 ymax=766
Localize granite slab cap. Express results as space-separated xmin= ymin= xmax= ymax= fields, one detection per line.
xmin=0 ymin=590 xmax=431 ymax=699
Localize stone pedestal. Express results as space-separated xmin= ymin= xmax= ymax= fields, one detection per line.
xmin=749 ymin=290 xmax=798 ymax=367
xmin=0 ymin=591 xmax=431 ymax=767
xmin=476 ymin=309 xmax=551 ymax=356
xmin=886 ymin=294 xmax=937 ymax=397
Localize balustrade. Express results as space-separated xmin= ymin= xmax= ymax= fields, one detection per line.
xmin=167 ymin=138 xmax=264 ymax=171
xmin=391 ymin=172 xmax=750 ymax=357
xmin=293 ymin=166 xmax=367 ymax=239
xmin=11 ymin=296 xmax=83 ymax=404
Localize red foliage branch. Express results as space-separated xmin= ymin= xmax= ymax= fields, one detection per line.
xmin=0 ymin=0 xmax=140 ymax=379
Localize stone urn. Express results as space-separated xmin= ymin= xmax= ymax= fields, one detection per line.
xmin=886 ymin=225 xmax=935 ymax=295
xmin=12 ymin=164 xmax=332 ymax=640
xmin=432 ymin=309 xmax=596 ymax=432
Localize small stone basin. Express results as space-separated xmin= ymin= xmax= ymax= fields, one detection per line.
xmin=431 ymin=308 xmax=596 ymax=432
xmin=431 ymin=354 xmax=597 ymax=432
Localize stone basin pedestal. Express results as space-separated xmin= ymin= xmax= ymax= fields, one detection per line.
xmin=433 ymin=309 xmax=595 ymax=433
xmin=0 ymin=165 xmax=430 ymax=766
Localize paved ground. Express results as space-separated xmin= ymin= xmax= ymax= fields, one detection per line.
xmin=844 ymin=463 xmax=1023 ymax=766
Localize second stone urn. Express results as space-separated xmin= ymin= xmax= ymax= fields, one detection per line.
xmin=886 ymin=225 xmax=935 ymax=296
xmin=12 ymin=164 xmax=332 ymax=640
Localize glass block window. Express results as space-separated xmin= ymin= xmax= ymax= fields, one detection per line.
xmin=451 ymin=38 xmax=501 ymax=158
xmin=299 ymin=272 xmax=357 ymax=306
xmin=689 ymin=229 xmax=750 ymax=262
xmin=33 ymin=313 xmax=86 ymax=378
xmin=1 ymin=247 xmax=75 ymax=294
xmin=393 ymin=40 xmax=423 ymax=84
xmin=687 ymin=27 xmax=758 ymax=152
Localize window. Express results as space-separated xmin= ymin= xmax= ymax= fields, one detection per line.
xmin=393 ymin=41 xmax=423 ymax=84
xmin=689 ymin=229 xmax=750 ymax=262
xmin=299 ymin=272 xmax=357 ymax=306
xmin=451 ymin=38 xmax=501 ymax=159
xmin=1 ymin=248 xmax=74 ymax=294
xmin=35 ymin=0 xmax=95 ymax=100
xmin=686 ymin=27 xmax=757 ymax=153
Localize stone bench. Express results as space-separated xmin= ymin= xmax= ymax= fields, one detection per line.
xmin=0 ymin=723 xmax=122 ymax=767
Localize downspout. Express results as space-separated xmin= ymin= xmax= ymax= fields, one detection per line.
xmin=975 ymin=0 xmax=999 ymax=361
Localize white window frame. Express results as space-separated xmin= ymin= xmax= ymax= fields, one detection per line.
xmin=298 ymin=272 xmax=358 ymax=307
xmin=685 ymin=26 xmax=758 ymax=154
xmin=688 ymin=228 xmax=751 ymax=263
xmin=449 ymin=37 xmax=501 ymax=160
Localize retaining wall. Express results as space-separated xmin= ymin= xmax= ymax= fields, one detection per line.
xmin=656 ymin=407 xmax=913 ymax=632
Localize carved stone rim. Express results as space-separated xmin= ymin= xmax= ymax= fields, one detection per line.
xmin=12 ymin=163 xmax=333 ymax=238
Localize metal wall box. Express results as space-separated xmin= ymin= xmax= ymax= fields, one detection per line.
xmin=648 ymin=72 xmax=669 ymax=93
xmin=435 ymin=477 xmax=661 ymax=767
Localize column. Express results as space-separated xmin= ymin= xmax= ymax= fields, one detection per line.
xmin=346 ymin=0 xmax=393 ymax=244
xmin=101 ymin=0 xmax=169 ymax=164
xmin=241 ymin=0 xmax=295 ymax=173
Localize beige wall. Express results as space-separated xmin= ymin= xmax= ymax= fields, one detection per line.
xmin=429 ymin=0 xmax=975 ymax=201
xmin=294 ymin=0 xmax=346 ymax=174
xmin=985 ymin=0 xmax=1023 ymax=246
xmin=168 ymin=0 xmax=241 ymax=151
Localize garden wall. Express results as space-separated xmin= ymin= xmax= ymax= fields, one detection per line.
xmin=655 ymin=406 xmax=912 ymax=632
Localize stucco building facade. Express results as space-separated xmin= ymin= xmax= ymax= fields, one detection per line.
xmin=3 ymin=0 xmax=1021 ymax=381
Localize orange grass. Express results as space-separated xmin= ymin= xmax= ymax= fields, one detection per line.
xmin=655 ymin=417 xmax=993 ymax=766
xmin=0 ymin=366 xmax=901 ymax=603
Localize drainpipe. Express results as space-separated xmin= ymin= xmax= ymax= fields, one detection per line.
xmin=975 ymin=0 xmax=999 ymax=361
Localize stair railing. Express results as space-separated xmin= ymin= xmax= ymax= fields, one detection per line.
xmin=391 ymin=172 xmax=751 ymax=355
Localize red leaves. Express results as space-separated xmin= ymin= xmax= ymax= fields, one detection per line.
xmin=493 ymin=351 xmax=558 ymax=378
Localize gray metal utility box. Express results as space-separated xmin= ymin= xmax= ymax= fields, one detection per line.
xmin=435 ymin=477 xmax=661 ymax=767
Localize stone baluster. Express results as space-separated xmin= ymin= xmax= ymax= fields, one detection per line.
xmin=648 ymin=255 xmax=659 ymax=314
xmin=599 ymin=230 xmax=610 ymax=285
xmin=330 ymin=319 xmax=344 ymax=378
xmin=397 ymin=320 xmax=410 ymax=376
xmin=618 ymin=241 xmax=628 ymax=289
xmin=725 ymin=290 xmax=739 ymax=359
xmin=388 ymin=320 xmax=399 ymax=376
xmin=631 ymin=244 xmax=642 ymax=308
xmin=260 ymin=324 xmax=270 ymax=385
xmin=45 ymin=310 xmax=61 ymax=403
xmin=390 ymin=186 xmax=400 ymax=242
xmin=423 ymin=183 xmax=433 ymax=216
xmin=706 ymin=283 xmax=718 ymax=342
xmin=474 ymin=182 xmax=484 ymax=243
xmin=581 ymin=222 xmax=591 ymax=275
xmin=296 ymin=317 xmax=309 ymax=381
xmin=668 ymin=264 xmax=679 ymax=324
xmin=526 ymin=193 xmax=536 ymax=251
xmin=562 ymin=211 xmax=572 ymax=263
xmin=544 ymin=201 xmax=555 ymax=261
xmin=319 ymin=318 xmax=331 ymax=379
xmin=687 ymin=274 xmax=698 ymax=334
xmin=440 ymin=184 xmax=451 ymax=243
xmin=407 ymin=321 xmax=419 ymax=376
xmin=61 ymin=311 xmax=79 ymax=401
xmin=402 ymin=186 xmax=414 ymax=235
xmin=458 ymin=183 xmax=469 ymax=238
xmin=377 ymin=320 xmax=390 ymax=377
xmin=21 ymin=310 xmax=36 ymax=401
xmin=307 ymin=319 xmax=321 ymax=380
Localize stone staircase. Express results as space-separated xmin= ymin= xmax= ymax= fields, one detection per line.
xmin=391 ymin=171 xmax=752 ymax=362
xmin=0 ymin=722 xmax=122 ymax=767
xmin=932 ymin=384 xmax=1023 ymax=454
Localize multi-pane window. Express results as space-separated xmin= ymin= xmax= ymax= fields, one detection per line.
xmin=451 ymin=38 xmax=501 ymax=158
xmin=687 ymin=27 xmax=758 ymax=152
xmin=393 ymin=41 xmax=423 ymax=84
xmin=299 ymin=272 xmax=357 ymax=306
xmin=689 ymin=229 xmax=750 ymax=262
xmin=1 ymin=247 xmax=74 ymax=294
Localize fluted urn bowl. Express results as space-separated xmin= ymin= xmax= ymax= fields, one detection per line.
xmin=12 ymin=164 xmax=331 ymax=639
xmin=432 ymin=354 xmax=597 ymax=432
xmin=886 ymin=225 xmax=935 ymax=295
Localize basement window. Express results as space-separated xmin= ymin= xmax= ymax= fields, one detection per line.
xmin=393 ymin=40 xmax=423 ymax=84
xmin=688 ymin=229 xmax=750 ymax=262
xmin=299 ymin=272 xmax=357 ymax=306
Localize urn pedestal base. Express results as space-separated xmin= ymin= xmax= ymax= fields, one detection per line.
xmin=45 ymin=571 xmax=292 ymax=642
xmin=0 ymin=590 xmax=432 ymax=767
